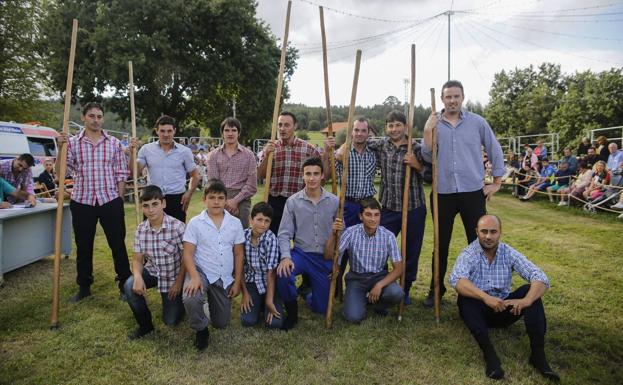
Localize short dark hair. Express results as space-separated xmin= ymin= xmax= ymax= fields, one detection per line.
xmin=204 ymin=178 xmax=227 ymax=197
xmin=385 ymin=110 xmax=406 ymax=125
xmin=279 ymin=111 xmax=297 ymax=125
xmin=220 ymin=117 xmax=241 ymax=134
xmin=541 ymin=157 xmax=549 ymax=163
xmin=302 ymin=157 xmax=323 ymax=174
xmin=140 ymin=185 xmax=165 ymax=202
xmin=155 ymin=115 xmax=176 ymax=128
xmin=441 ymin=80 xmax=464 ymax=96
xmin=251 ymin=202 xmax=273 ymax=220
xmin=354 ymin=116 xmax=370 ymax=127
xmin=17 ymin=153 xmax=35 ymax=167
xmin=82 ymin=102 xmax=104 ymax=116
xmin=360 ymin=198 xmax=381 ymax=213
xmin=578 ymin=160 xmax=589 ymax=169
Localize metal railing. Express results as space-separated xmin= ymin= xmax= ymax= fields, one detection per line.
xmin=590 ymin=126 xmax=623 ymax=147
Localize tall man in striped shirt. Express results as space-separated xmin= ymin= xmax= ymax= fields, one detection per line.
xmin=59 ymin=102 xmax=132 ymax=302
xmin=206 ymin=117 xmax=257 ymax=229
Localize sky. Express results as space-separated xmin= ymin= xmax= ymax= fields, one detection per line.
xmin=255 ymin=0 xmax=623 ymax=108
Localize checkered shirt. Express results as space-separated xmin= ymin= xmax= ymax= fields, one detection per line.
xmin=243 ymin=228 xmax=280 ymax=294
xmin=206 ymin=144 xmax=258 ymax=203
xmin=0 ymin=159 xmax=34 ymax=203
xmin=260 ymin=137 xmax=320 ymax=198
xmin=449 ymin=240 xmax=550 ymax=299
xmin=335 ymin=146 xmax=377 ymax=199
xmin=338 ymin=224 xmax=401 ymax=274
xmin=367 ymin=137 xmax=425 ymax=211
xmin=133 ymin=214 xmax=186 ymax=293
xmin=66 ymin=130 xmax=130 ymax=205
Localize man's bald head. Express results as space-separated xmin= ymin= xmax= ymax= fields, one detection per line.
xmin=477 ymin=214 xmax=502 ymax=232
xmin=476 ymin=214 xmax=502 ymax=252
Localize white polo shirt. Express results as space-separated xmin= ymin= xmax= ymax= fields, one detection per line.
xmin=184 ymin=210 xmax=245 ymax=288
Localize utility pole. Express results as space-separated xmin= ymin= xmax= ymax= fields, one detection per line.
xmin=403 ymin=78 xmax=409 ymax=115
xmin=447 ymin=10 xmax=453 ymax=81
xmin=232 ymin=95 xmax=237 ymax=118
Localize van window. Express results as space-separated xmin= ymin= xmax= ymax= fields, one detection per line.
xmin=28 ymin=137 xmax=57 ymax=157
xmin=0 ymin=133 xmax=27 ymax=155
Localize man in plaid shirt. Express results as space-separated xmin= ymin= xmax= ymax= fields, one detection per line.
xmin=0 ymin=153 xmax=37 ymax=206
xmin=449 ymin=215 xmax=558 ymax=381
xmin=239 ymin=202 xmax=283 ymax=329
xmin=325 ymin=198 xmax=404 ymax=323
xmin=123 ymin=185 xmax=186 ymax=339
xmin=59 ymin=102 xmax=132 ymax=302
xmin=257 ymin=111 xmax=321 ymax=234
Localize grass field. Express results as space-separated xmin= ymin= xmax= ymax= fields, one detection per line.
xmin=0 ymin=187 xmax=621 ymax=385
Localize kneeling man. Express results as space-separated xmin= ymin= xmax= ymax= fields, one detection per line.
xmin=449 ymin=214 xmax=559 ymax=381
xmin=325 ymin=198 xmax=403 ymax=323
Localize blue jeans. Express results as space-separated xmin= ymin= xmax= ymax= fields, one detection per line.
xmin=343 ymin=200 xmax=363 ymax=228
xmin=240 ymin=282 xmax=284 ymax=329
xmin=124 ymin=269 xmax=184 ymax=329
xmin=276 ymin=248 xmax=332 ymax=314
xmin=342 ymin=271 xmax=403 ymax=323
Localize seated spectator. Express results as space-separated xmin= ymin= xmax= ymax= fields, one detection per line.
xmin=577 ymin=137 xmax=591 ymax=157
xmin=546 ymin=162 xmax=573 ymax=203
xmin=534 ymin=140 xmax=547 ymax=160
xmin=1 ymin=177 xmax=30 ymax=208
xmin=515 ymin=163 xmax=538 ymax=198
xmin=521 ymin=145 xmax=539 ymax=171
xmin=561 ymin=147 xmax=578 ymax=174
xmin=502 ymin=151 xmax=520 ymax=182
xmin=583 ymin=161 xmax=610 ymax=201
xmin=585 ymin=147 xmax=599 ymax=168
xmin=520 ymin=158 xmax=555 ymax=201
xmin=37 ymin=159 xmax=56 ymax=192
xmin=596 ymin=136 xmax=609 ymax=162
xmin=560 ymin=161 xmax=593 ymax=206
xmin=606 ymin=142 xmax=623 ymax=171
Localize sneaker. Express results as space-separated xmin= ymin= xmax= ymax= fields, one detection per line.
xmin=611 ymin=202 xmax=623 ymax=209
xmin=557 ymin=201 xmax=567 ymax=206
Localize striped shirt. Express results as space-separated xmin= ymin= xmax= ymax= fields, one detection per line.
xmin=338 ymin=224 xmax=401 ymax=274
xmin=335 ymin=146 xmax=377 ymax=199
xmin=0 ymin=159 xmax=34 ymax=203
xmin=206 ymin=144 xmax=257 ymax=204
xmin=260 ymin=137 xmax=320 ymax=198
xmin=137 ymin=141 xmax=196 ymax=195
xmin=243 ymin=228 xmax=280 ymax=294
xmin=449 ymin=240 xmax=550 ymax=299
xmin=66 ymin=130 xmax=130 ymax=205
xmin=367 ymin=137 xmax=425 ymax=211
xmin=133 ymin=214 xmax=185 ymax=293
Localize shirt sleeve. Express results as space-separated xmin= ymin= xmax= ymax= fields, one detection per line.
xmin=508 ymin=245 xmax=550 ymax=287
xmin=337 ymin=227 xmax=353 ymax=265
xmin=265 ymin=232 xmax=280 ymax=268
xmin=137 ymin=145 xmax=146 ymax=166
xmin=449 ymin=246 xmax=474 ymax=288
xmin=23 ymin=168 xmax=34 ymax=194
xmin=176 ymin=221 xmax=186 ymax=251
xmin=233 ymin=151 xmax=258 ymax=204
xmin=387 ymin=232 xmax=402 ymax=263
xmin=183 ymin=147 xmax=198 ymax=174
xmin=481 ymin=118 xmax=505 ymax=178
xmin=182 ymin=218 xmax=199 ymax=245
xmin=133 ymin=226 xmax=143 ymax=253
xmin=113 ymin=140 xmax=130 ymax=182
xmin=234 ymin=219 xmax=245 ymax=245
xmin=206 ymin=150 xmax=218 ymax=181
xmin=1 ymin=177 xmax=16 ymax=197
xmin=277 ymin=198 xmax=295 ymax=259
xmin=65 ymin=138 xmax=76 ymax=177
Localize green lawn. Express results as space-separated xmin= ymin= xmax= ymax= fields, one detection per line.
xmin=0 ymin=187 xmax=621 ymax=385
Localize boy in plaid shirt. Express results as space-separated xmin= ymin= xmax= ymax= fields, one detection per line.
xmin=240 ymin=202 xmax=284 ymax=329
xmin=124 ymin=185 xmax=186 ymax=339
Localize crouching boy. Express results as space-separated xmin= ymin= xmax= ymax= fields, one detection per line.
xmin=182 ymin=179 xmax=245 ymax=350
xmin=240 ymin=202 xmax=284 ymax=329
xmin=325 ymin=198 xmax=404 ymax=323
xmin=124 ymin=185 xmax=186 ymax=339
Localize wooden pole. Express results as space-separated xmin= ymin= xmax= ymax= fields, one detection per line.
xmin=431 ymin=88 xmax=441 ymax=323
xmin=325 ymin=50 xmax=362 ymax=329
xmin=51 ymin=19 xmax=78 ymax=329
xmin=263 ymin=0 xmax=292 ymax=202
xmin=398 ymin=44 xmax=416 ymax=321
xmin=320 ymin=6 xmax=337 ymax=195
xmin=128 ymin=61 xmax=141 ymax=225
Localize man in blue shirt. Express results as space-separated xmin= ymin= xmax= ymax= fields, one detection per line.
xmin=449 ymin=215 xmax=559 ymax=381
xmin=519 ymin=158 xmax=555 ymax=201
xmin=607 ymin=142 xmax=623 ymax=171
xmin=422 ymin=80 xmax=505 ymax=307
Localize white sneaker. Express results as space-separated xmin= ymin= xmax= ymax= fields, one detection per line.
xmin=558 ymin=201 xmax=567 ymax=206
xmin=618 ymin=213 xmax=623 ymax=219
xmin=611 ymin=202 xmax=623 ymax=209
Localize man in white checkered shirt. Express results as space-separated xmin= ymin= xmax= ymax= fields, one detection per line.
xmin=449 ymin=214 xmax=559 ymax=382
xmin=123 ymin=185 xmax=186 ymax=340
xmin=325 ymin=198 xmax=404 ymax=323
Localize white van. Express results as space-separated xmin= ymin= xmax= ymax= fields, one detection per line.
xmin=0 ymin=121 xmax=59 ymax=178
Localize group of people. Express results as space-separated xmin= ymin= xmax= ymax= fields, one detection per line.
xmin=6 ymin=80 xmax=563 ymax=381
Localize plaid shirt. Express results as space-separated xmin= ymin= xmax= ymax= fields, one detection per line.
xmin=243 ymin=228 xmax=280 ymax=294
xmin=206 ymin=144 xmax=257 ymax=204
xmin=260 ymin=138 xmax=320 ymax=198
xmin=133 ymin=214 xmax=186 ymax=293
xmin=449 ymin=240 xmax=550 ymax=299
xmin=0 ymin=159 xmax=34 ymax=203
xmin=338 ymin=224 xmax=401 ymax=274
xmin=367 ymin=137 xmax=425 ymax=211
xmin=66 ymin=130 xmax=130 ymax=205
xmin=336 ymin=146 xmax=377 ymax=199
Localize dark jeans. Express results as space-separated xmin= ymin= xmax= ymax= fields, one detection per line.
xmin=123 ymin=270 xmax=184 ymax=328
xmin=240 ymin=282 xmax=284 ymax=329
xmin=380 ymin=206 xmax=427 ymax=287
xmin=164 ymin=193 xmax=186 ymax=223
xmin=267 ymin=195 xmax=288 ymax=235
xmin=457 ymin=284 xmax=547 ymax=342
xmin=342 ymin=271 xmax=403 ymax=323
xmin=70 ymin=197 xmax=131 ymax=291
xmin=429 ymin=190 xmax=486 ymax=295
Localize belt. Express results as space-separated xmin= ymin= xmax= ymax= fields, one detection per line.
xmin=345 ymin=196 xmax=374 ymax=205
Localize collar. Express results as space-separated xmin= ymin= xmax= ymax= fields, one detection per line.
xmin=440 ymin=108 xmax=466 ymax=122
xmin=145 ymin=213 xmax=170 ymax=232
xmin=218 ymin=143 xmax=244 ymax=153
xmin=299 ymin=187 xmax=329 ymax=202
xmin=278 ymin=137 xmax=301 ymax=147
xmin=77 ymin=129 xmax=110 ymax=142
xmin=357 ymin=223 xmax=378 ymax=238
xmin=199 ymin=209 xmax=232 ymax=228
xmin=156 ymin=140 xmax=180 ymax=150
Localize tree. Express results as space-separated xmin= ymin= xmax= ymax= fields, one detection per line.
xmin=308 ymin=119 xmax=321 ymax=131
xmin=39 ymin=0 xmax=298 ymax=140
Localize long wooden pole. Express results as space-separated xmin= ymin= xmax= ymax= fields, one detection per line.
xmin=51 ymin=19 xmax=78 ymax=329
xmin=325 ymin=50 xmax=362 ymax=329
xmin=128 ymin=61 xmax=140 ymax=225
xmin=431 ymin=88 xmax=441 ymax=323
xmin=398 ymin=44 xmax=416 ymax=321
xmin=263 ymin=0 xmax=292 ymax=202
xmin=320 ymin=6 xmax=337 ymax=195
